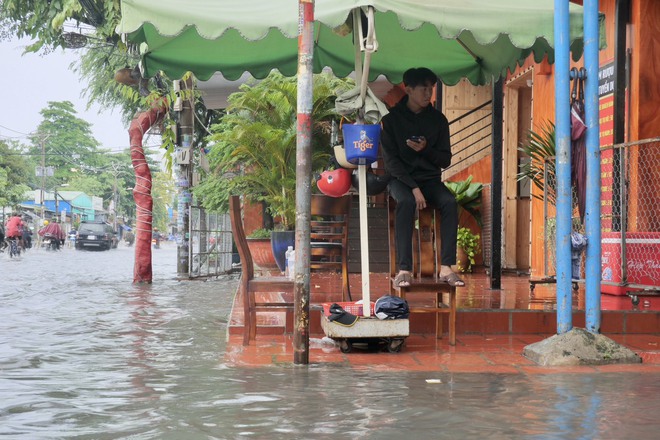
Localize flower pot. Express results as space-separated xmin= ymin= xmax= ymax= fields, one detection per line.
xmin=271 ymin=230 xmax=295 ymax=272
xmin=246 ymin=238 xmax=279 ymax=272
xmin=456 ymin=246 xmax=471 ymax=273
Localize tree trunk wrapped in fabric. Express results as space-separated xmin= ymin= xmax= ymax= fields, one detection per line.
xmin=128 ymin=98 xmax=167 ymax=283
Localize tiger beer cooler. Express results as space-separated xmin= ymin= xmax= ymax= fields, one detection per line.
xmin=601 ymin=232 xmax=660 ymax=295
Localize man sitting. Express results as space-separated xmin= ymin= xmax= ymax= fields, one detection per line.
xmin=381 ymin=67 xmax=464 ymax=288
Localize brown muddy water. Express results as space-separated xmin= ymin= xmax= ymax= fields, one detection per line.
xmin=1 ymin=244 xmax=658 ymax=439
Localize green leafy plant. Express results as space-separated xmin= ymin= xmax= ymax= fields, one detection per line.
xmin=456 ymin=226 xmax=480 ymax=272
xmin=195 ymin=71 xmax=353 ymax=229
xmin=516 ymin=121 xmax=557 ymax=205
xmin=446 ymin=175 xmax=484 ymax=227
xmin=247 ymin=228 xmax=273 ymax=239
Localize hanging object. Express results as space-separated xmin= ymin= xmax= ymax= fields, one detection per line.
xmin=316 ymin=168 xmax=352 ymax=197
xmin=342 ymin=123 xmax=381 ymax=165
xmin=570 ymin=67 xmax=587 ymax=223
xmin=351 ymin=168 xmax=392 ymax=195
xmin=333 ymin=144 xmax=359 ymax=169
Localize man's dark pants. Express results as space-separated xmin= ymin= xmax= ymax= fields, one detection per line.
xmin=389 ymin=178 xmax=458 ymax=271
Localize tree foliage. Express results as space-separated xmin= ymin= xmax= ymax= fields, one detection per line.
xmin=27 ymin=100 xmax=103 ymax=185
xmin=194 ymin=71 xmax=353 ymax=227
xmin=151 ymin=171 xmax=175 ymax=231
xmin=0 ymin=140 xmax=32 ymax=208
xmin=0 ymin=0 xmax=121 ymax=53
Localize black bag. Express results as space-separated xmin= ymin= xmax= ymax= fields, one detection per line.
xmin=374 ymin=295 xmax=409 ymax=319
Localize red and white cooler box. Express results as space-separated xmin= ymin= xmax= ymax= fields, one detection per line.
xmin=601 ymin=231 xmax=660 ymax=295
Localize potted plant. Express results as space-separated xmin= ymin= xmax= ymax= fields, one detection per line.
xmin=246 ymin=227 xmax=279 ymax=271
xmin=445 ymin=175 xmax=484 ymax=227
xmin=196 ymin=71 xmax=353 ymax=271
xmin=517 ymin=122 xmax=586 ymax=276
xmin=446 ymin=175 xmax=484 ymax=271
xmin=456 ymin=226 xmax=480 ymax=273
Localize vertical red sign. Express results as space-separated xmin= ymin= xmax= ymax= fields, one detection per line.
xmin=599 ymin=60 xmax=615 ymax=232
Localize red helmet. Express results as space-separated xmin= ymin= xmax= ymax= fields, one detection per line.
xmin=316 ymin=168 xmax=352 ymax=197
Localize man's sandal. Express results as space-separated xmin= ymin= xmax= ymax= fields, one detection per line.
xmin=393 ymin=271 xmax=412 ymax=287
xmin=438 ymin=272 xmax=465 ymax=287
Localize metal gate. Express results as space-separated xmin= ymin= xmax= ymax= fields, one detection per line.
xmin=542 ymin=137 xmax=660 ymax=293
xmin=189 ymin=205 xmax=234 ymax=278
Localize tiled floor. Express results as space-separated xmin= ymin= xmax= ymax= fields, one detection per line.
xmin=224 ymin=333 xmax=660 ymax=372
xmin=229 ymin=269 xmax=660 ymax=332
xmin=226 ymin=269 xmax=660 ymax=370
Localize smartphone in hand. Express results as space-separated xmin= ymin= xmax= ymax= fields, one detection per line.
xmin=409 ymin=136 xmax=424 ymax=142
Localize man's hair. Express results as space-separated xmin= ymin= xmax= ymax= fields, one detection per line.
xmin=403 ymin=67 xmax=438 ymax=88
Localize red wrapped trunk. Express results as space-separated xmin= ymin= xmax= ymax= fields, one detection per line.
xmin=128 ymin=98 xmax=167 ymax=283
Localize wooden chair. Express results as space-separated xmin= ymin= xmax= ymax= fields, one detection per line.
xmin=310 ymin=194 xmax=352 ymax=301
xmin=387 ymin=197 xmax=457 ymax=345
xmin=229 ymin=195 xmax=294 ymax=346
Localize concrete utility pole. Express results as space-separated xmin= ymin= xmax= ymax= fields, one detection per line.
xmin=175 ymin=78 xmax=194 ymax=278
xmin=40 ymin=135 xmax=46 ymax=222
xmin=37 ymin=133 xmax=51 ymax=223
xmin=109 ymin=163 xmax=122 ymax=232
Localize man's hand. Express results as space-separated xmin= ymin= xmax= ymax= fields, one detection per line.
xmin=412 ymin=187 xmax=426 ymax=210
xmin=406 ymin=136 xmax=426 ymax=152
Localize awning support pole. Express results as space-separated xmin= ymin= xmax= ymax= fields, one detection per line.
xmin=294 ymin=0 xmax=314 ymax=365
xmin=554 ymin=0 xmax=573 ymax=334
xmin=584 ymin=0 xmax=602 ymax=333
xmin=352 ymin=6 xmax=378 ymax=315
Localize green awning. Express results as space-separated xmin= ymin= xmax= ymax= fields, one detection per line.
xmin=118 ymin=0 xmax=605 ymax=85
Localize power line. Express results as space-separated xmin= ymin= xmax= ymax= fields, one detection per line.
xmin=1 ymin=147 xmax=162 ymax=157
xmin=0 ymin=124 xmax=32 ymax=136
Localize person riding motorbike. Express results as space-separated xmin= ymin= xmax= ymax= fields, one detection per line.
xmin=152 ymin=227 xmax=162 ymax=249
xmin=38 ymin=219 xmax=65 ymax=251
xmin=124 ymin=230 xmax=135 ymax=246
xmin=5 ymin=214 xmax=25 ymax=250
xmin=22 ymin=221 xmax=33 ymax=250
xmin=68 ymin=228 xmax=77 ymax=248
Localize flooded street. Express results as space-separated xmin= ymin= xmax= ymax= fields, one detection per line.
xmin=2 ymin=243 xmax=659 ymax=439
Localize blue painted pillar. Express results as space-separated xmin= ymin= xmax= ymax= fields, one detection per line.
xmin=584 ymin=0 xmax=602 ymax=333
xmin=554 ymin=0 xmax=573 ymax=334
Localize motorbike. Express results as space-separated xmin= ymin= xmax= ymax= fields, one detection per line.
xmin=124 ymin=231 xmax=135 ymax=247
xmin=68 ymin=232 xmax=77 ymax=248
xmin=152 ymin=232 xmax=162 ymax=249
xmin=42 ymin=233 xmax=59 ymax=251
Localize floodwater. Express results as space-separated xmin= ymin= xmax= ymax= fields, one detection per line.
xmin=1 ymin=243 xmax=659 ymax=439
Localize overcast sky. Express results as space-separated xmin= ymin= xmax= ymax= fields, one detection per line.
xmin=0 ymin=37 xmax=149 ymax=153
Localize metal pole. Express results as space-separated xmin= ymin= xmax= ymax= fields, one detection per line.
xmin=584 ymin=0 xmax=602 ymax=333
xmin=489 ymin=78 xmax=503 ymax=289
xmin=177 ymin=78 xmax=194 ymax=278
xmin=293 ymin=0 xmax=314 ymax=365
xmin=554 ymin=0 xmax=573 ymax=334
xmin=40 ymin=135 xmax=47 ymax=223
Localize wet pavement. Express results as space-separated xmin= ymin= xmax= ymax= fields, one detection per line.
xmin=2 ymin=243 xmax=659 ymax=439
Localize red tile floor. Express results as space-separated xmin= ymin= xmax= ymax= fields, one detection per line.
xmin=225 ymin=269 xmax=660 ymax=371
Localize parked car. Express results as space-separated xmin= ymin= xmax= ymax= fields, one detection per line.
xmin=75 ymin=221 xmax=118 ymax=251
